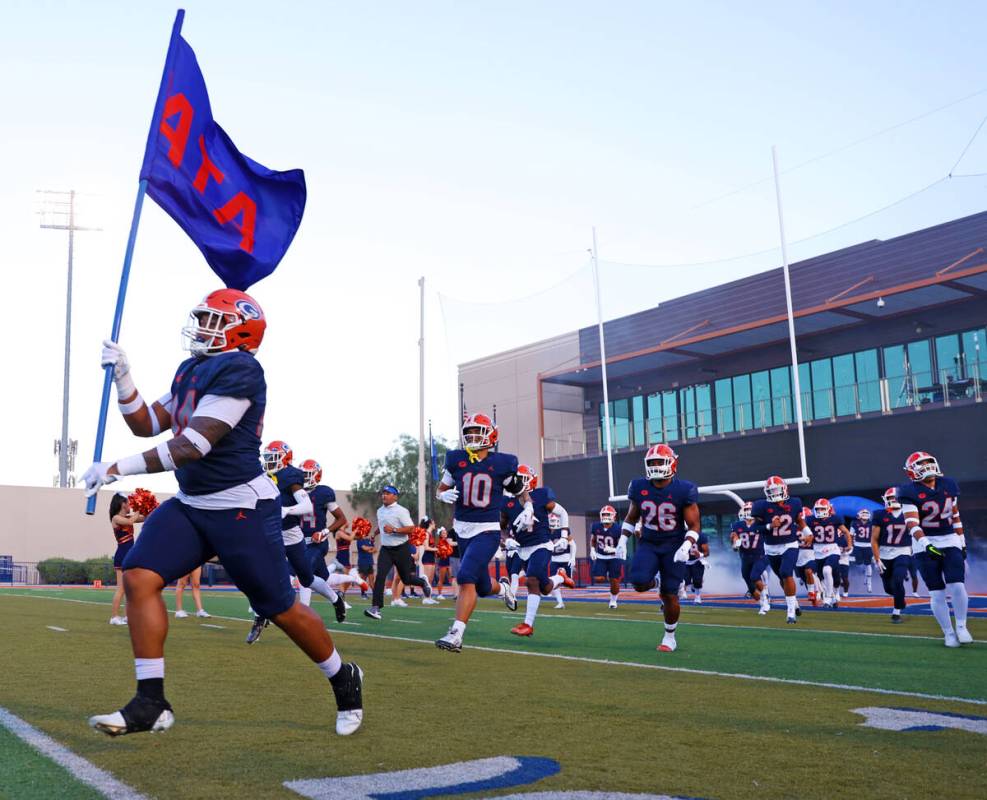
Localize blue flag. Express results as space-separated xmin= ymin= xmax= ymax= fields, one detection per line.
xmin=139 ymin=33 xmax=306 ymax=290
xmin=430 ymin=426 xmax=439 ymax=482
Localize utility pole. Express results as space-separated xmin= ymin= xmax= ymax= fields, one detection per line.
xmin=38 ymin=190 xmax=100 ymax=487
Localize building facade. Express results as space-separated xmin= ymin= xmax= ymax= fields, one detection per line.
xmin=460 ymin=212 xmax=987 ymax=553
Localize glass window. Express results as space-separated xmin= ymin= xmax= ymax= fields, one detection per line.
xmin=833 ymin=354 xmax=856 ymax=416
xmin=811 ymin=358 xmax=834 ymax=419
xmin=751 ymin=370 xmax=772 ymax=428
xmin=696 ymin=383 xmax=713 ymax=436
xmin=662 ymin=390 xmax=679 ymax=442
xmin=600 ymin=399 xmax=630 ymax=449
xmin=935 ymin=335 xmax=961 ymax=382
xmin=714 ymin=378 xmax=734 ymax=434
xmin=733 ymin=374 xmax=752 ymax=431
xmin=646 ymin=393 xmax=663 ymax=443
xmin=854 ymin=349 xmax=880 ymax=413
xmin=797 ymin=363 xmax=812 ymax=421
xmin=770 ymin=366 xmax=792 ymax=425
xmin=907 ymin=340 xmax=933 ymax=402
xmin=883 ymin=345 xmax=910 ymax=409
xmin=632 ymin=395 xmax=645 ymax=447
xmin=962 ymin=328 xmax=986 ymax=378
xmin=680 ymin=387 xmax=696 ymax=440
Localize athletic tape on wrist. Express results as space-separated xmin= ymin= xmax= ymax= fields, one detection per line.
xmin=115 ymin=371 xmax=136 ymax=401
xmin=621 ymin=521 xmax=636 ymax=535
xmin=118 ymin=393 xmax=145 ymax=415
xmin=115 ymin=453 xmax=147 ymax=477
xmin=181 ymin=427 xmax=212 ymax=457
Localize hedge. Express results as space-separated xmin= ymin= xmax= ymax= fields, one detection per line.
xmin=38 ymin=557 xmax=116 ymax=585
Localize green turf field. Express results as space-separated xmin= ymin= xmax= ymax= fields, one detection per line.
xmin=1 ymin=587 xmax=985 ymax=800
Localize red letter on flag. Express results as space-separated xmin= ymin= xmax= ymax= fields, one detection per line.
xmin=160 ymin=93 xmax=194 ymax=168
xmin=193 ymin=135 xmax=225 ymax=193
xmin=213 ymin=192 xmax=257 ymax=253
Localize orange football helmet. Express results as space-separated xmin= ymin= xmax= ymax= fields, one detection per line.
xmin=904 ymin=451 xmax=942 ymax=481
xmin=462 ymin=413 xmax=498 ymax=451
xmin=516 ymin=464 xmax=538 ymax=492
xmin=599 ymin=505 xmax=617 ymax=525
xmin=813 ymin=498 xmax=833 ymax=519
xmin=644 ymin=444 xmax=678 ymax=480
xmin=262 ymin=440 xmax=292 ymax=473
xmin=301 ymin=459 xmax=322 ymax=490
xmin=882 ymin=487 xmax=900 ymax=511
xmin=182 ymin=288 xmax=266 ymax=357
xmin=764 ymin=475 xmax=789 ymax=503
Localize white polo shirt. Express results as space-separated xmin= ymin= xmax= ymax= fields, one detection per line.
xmin=377 ymin=501 xmax=414 ymax=547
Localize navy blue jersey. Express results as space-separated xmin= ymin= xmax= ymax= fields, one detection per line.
xmin=896 ymin=477 xmax=960 ymax=537
xmin=809 ymin=514 xmax=846 ymax=546
xmin=628 ymin=477 xmax=698 ymax=544
xmin=272 ymin=465 xmax=306 ymax=531
xmin=731 ymin=520 xmax=763 ymax=555
xmin=501 ymin=496 xmax=525 ymax=529
xmin=750 ymin=497 xmax=804 ymax=547
xmin=850 ymin=520 xmax=873 ymax=547
xmin=872 ymin=509 xmax=911 ymax=548
xmin=590 ymin=522 xmax=620 ymax=555
xmin=516 ymin=486 xmax=556 ymax=548
xmin=444 ymin=449 xmax=519 ymax=524
xmin=301 ymin=485 xmax=337 ymax=535
xmin=357 ymin=537 xmax=375 ymax=565
xmin=170 ymin=352 xmax=266 ymax=495
xmin=687 ymin=531 xmax=710 ymax=561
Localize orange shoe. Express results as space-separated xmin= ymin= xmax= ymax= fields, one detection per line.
xmin=511 ymin=622 xmax=534 ymax=637
xmin=556 ymin=568 xmax=575 ymax=589
xmin=809 ymin=591 xmax=819 ymax=607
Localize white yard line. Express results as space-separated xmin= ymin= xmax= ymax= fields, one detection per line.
xmin=46 ymin=625 xmax=68 ymax=632
xmin=0 ymin=706 xmax=150 ymax=800
xmin=199 ymin=624 xmax=226 ymax=629
xmin=4 ymin=591 xmax=984 ymax=708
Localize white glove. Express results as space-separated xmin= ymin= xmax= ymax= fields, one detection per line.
xmin=700 ymin=556 xmax=709 ymax=567
xmin=875 ymin=558 xmax=886 ymax=574
xmin=437 ymin=487 xmax=460 ymax=504
xmin=101 ymin=339 xmax=130 ymax=380
xmin=504 ymin=537 xmax=520 ymax=552
xmin=732 ymin=538 xmax=741 ymax=550
xmin=553 ymin=539 xmax=569 ymax=554
xmin=615 ymin=535 xmax=627 ymax=560
xmin=82 ymin=462 xmax=118 ymax=498
xmin=674 ymin=537 xmax=696 ymax=564
xmin=590 ymin=549 xmax=597 ymax=562
xmin=911 ymin=536 xmax=929 ymax=555
xmin=513 ymin=502 xmax=535 ymax=531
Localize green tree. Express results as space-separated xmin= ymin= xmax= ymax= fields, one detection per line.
xmin=348 ymin=434 xmax=455 ymax=528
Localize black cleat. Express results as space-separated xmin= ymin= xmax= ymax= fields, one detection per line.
xmin=330 ymin=663 xmax=364 ymax=735
xmin=246 ymin=615 xmax=269 ymax=644
xmin=89 ymin=694 xmax=174 ymax=736
xmin=891 ymin=614 xmax=903 ymax=624
xmin=332 ymin=595 xmax=347 ymax=623
xmin=794 ymin=606 xmax=802 ymax=617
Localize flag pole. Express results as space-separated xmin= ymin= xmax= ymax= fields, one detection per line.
xmin=85 ymin=9 xmax=185 ymax=514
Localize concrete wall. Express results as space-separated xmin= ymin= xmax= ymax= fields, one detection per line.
xmin=0 ymin=485 xmax=362 ymax=564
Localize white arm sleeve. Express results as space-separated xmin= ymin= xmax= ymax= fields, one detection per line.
xmin=191 ymin=394 xmax=251 ymax=427
xmin=282 ymin=489 xmax=314 ymax=517
xmin=327 ymin=502 xmax=339 ymax=512
xmin=901 ymin=503 xmax=919 ymax=515
xmin=552 ymin=502 xmax=569 ymax=530
xmin=441 ymin=469 xmax=454 ymax=486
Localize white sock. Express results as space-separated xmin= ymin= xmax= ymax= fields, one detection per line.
xmin=553 ymin=588 xmax=563 ymax=603
xmin=929 ymin=590 xmax=954 ymax=635
xmin=610 ymin=592 xmax=619 ymax=603
xmin=135 ymin=657 xmax=164 ymax=680
xmin=327 ymin=573 xmax=358 ymax=589
xmin=948 ymin=582 xmax=969 ymax=627
xmin=510 ymin=574 xmax=519 ymax=594
xmin=298 ymin=586 xmax=313 ymax=606
xmin=524 ymin=593 xmax=541 ymax=626
xmin=694 ymin=590 xmax=702 ymax=601
xmin=813 ymin=576 xmax=823 ymax=596
xmin=892 ymin=608 xmax=901 ymax=617
xmin=496 ymin=582 xmax=506 ymax=597
xmin=865 ymin=564 xmax=872 ymax=578
xmin=309 ymin=576 xmax=339 ymax=603
xmin=822 ymin=567 xmax=834 ymax=600
xmin=664 ymin=622 xmax=677 ymax=635
xmin=785 ymin=595 xmax=798 ymax=616
xmin=316 ymin=649 xmax=342 ymax=679
xmin=451 ymin=620 xmax=466 ymax=636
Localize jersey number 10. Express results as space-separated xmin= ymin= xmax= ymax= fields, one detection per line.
xmin=461 ymin=473 xmax=493 ymax=508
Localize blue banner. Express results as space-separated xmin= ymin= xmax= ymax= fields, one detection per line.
xmin=430 ymin=425 xmax=439 ymax=482
xmin=139 ymin=34 xmax=306 ymax=290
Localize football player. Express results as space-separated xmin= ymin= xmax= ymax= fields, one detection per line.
xmin=794 ymin=520 xmax=821 ymax=606
xmin=682 ymin=531 xmax=710 ymax=604
xmin=246 ymin=442 xmax=348 ymax=643
xmin=750 ymin=476 xmax=811 ymax=624
xmin=731 ymin=502 xmax=770 ymax=615
xmin=590 ymin=505 xmax=623 ymax=609
xmin=849 ymin=509 xmax=875 ymax=594
xmin=616 ymin=444 xmax=701 ymax=652
xmin=434 ymin=413 xmax=527 ymax=652
xmin=549 ymin=511 xmax=573 ymax=609
xmin=870 ymin=488 xmax=912 ymax=623
xmin=85 ymin=290 xmax=363 ymax=737
xmin=503 ymin=466 xmax=574 ymax=636
xmin=897 ymin=451 xmax=971 ymax=646
xmin=808 ymin=498 xmax=852 ymax=608
xmin=298 ymin=459 xmax=356 ymax=607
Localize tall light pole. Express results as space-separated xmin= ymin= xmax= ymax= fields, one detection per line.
xmin=38 ymin=190 xmax=100 ymax=487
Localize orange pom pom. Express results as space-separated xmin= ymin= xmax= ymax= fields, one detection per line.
xmin=436 ymin=539 xmax=453 ymax=559
xmin=408 ymin=526 xmax=427 ymax=547
xmin=128 ymin=488 xmax=159 ymax=517
xmin=352 ymin=517 xmax=372 ymax=539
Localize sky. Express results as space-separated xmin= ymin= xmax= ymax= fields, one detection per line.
xmin=3 ymin=0 xmax=987 ymax=494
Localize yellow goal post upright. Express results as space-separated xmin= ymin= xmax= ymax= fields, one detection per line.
xmin=600 ymin=146 xmax=810 ymax=510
